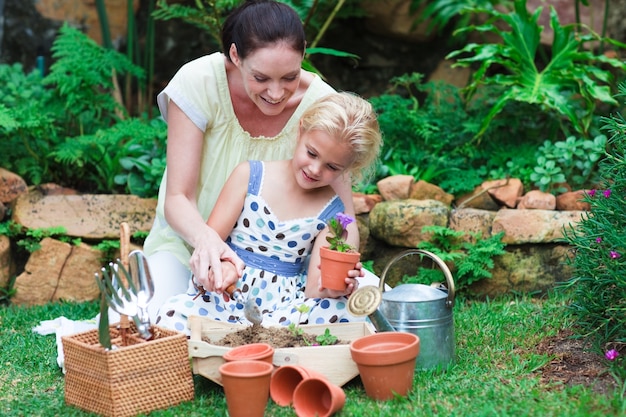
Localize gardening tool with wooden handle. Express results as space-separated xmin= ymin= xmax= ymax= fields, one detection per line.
xmin=99 ymin=251 xmax=155 ymax=340
xmin=225 ymin=284 xmax=263 ymax=326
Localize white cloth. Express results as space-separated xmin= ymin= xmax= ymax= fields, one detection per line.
xmin=32 ymin=316 xmax=97 ymax=373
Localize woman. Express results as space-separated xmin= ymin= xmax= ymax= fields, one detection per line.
xmin=142 ymin=0 xmax=359 ymax=320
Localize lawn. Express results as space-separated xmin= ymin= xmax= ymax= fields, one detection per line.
xmin=1 ymin=291 xmax=624 ymax=417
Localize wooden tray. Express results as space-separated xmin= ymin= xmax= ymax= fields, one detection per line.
xmin=187 ymin=315 xmax=375 ymax=387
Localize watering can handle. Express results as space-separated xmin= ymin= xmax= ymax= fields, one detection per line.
xmin=378 ymin=249 xmax=456 ymax=308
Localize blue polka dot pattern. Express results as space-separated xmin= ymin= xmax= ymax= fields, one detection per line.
xmin=154 ymin=161 xmax=362 ymax=333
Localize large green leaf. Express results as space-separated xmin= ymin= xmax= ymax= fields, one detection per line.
xmin=447 ymin=0 xmax=626 ymax=142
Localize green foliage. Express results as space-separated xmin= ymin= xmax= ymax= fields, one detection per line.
xmin=0 ymin=221 xmax=72 ymax=253
xmin=562 ymin=82 xmax=626 ymax=386
xmin=409 ymin=225 xmax=507 ymax=291
xmin=447 ymin=0 xmax=626 ymax=142
xmin=153 ymin=0 xmax=239 ymax=47
xmin=530 ymin=135 xmax=606 ymax=194
xmin=315 ymin=328 xmax=338 ymax=346
xmin=45 ymin=23 xmax=143 ymax=127
xmin=153 ymin=0 xmax=362 ymax=75
xmin=0 ymin=25 xmax=166 ymax=196
xmin=406 ymin=0 xmax=514 ymax=38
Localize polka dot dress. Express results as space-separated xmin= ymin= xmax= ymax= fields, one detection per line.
xmin=156 ymin=161 xmax=364 ymax=334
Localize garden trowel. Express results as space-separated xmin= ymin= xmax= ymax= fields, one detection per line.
xmin=225 ymin=284 xmax=263 ymax=326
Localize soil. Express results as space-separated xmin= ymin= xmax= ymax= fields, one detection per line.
xmin=535 ymin=329 xmax=617 ymax=396
xmin=207 ymin=324 xmax=345 ymax=349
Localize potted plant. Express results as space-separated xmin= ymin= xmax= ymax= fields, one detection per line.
xmin=319 ymin=212 xmax=361 ymax=291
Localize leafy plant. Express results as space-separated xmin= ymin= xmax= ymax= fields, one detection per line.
xmin=409 ymin=225 xmax=507 ymax=291
xmin=315 ymin=328 xmax=338 ymax=346
xmin=325 ymin=212 xmax=356 ymax=253
xmin=447 ymin=0 xmax=626 ymax=142
xmin=153 ymin=0 xmax=362 ymax=74
xmin=561 ymin=82 xmax=626 ymax=394
xmin=405 ymin=0 xmax=514 ymax=38
xmin=0 ymin=221 xmax=74 ymax=254
xmin=530 ymin=135 xmax=606 ymax=194
xmin=0 ymin=25 xmax=167 ymax=196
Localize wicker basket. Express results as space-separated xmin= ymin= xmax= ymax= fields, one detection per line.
xmin=62 ymin=323 xmax=194 ymax=417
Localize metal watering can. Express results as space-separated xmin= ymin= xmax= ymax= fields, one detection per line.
xmin=349 ymin=249 xmax=455 ymax=370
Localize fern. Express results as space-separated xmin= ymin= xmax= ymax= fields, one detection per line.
xmin=44 ymin=23 xmax=144 ymax=131
xmin=456 ymin=231 xmax=506 ymax=287
xmin=417 ymin=226 xmax=506 ymax=291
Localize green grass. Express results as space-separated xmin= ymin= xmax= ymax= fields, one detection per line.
xmin=1 ymin=292 xmax=624 ymax=417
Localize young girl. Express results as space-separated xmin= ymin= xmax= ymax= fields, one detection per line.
xmin=155 ymin=92 xmax=382 ymax=331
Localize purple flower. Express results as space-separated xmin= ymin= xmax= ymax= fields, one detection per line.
xmin=596 ymin=237 xmax=602 ymax=243
xmin=605 ymin=349 xmax=620 ymax=361
xmin=588 ymin=189 xmax=597 ymax=197
xmin=603 ymin=189 xmax=612 ymax=198
xmin=610 ymin=251 xmax=621 ymax=259
xmin=336 ymin=212 xmax=354 ymax=229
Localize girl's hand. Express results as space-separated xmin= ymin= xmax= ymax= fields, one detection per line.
xmin=318 ymin=261 xmax=364 ymax=298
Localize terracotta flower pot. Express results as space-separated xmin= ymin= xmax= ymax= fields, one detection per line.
xmin=270 ymin=364 xmax=327 ymax=406
xmin=319 ymin=247 xmax=360 ymax=291
xmin=349 ymin=332 xmax=420 ymax=400
xmin=223 ymin=342 xmax=274 ymax=364
xmin=219 ymin=360 xmax=274 ymax=417
xmin=293 ymin=377 xmax=346 ymax=417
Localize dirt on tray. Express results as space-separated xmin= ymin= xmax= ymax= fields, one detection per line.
xmin=206 ymin=324 xmax=346 ymax=348
xmin=536 ymin=328 xmax=618 ymax=396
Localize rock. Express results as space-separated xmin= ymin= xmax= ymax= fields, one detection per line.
xmin=361 ymin=0 xmax=434 ymax=43
xmin=0 ymin=235 xmax=13 ymax=289
xmin=11 ymin=189 xmax=157 ymax=239
xmin=409 ymin=180 xmax=454 ymax=206
xmin=11 ymin=238 xmax=104 ymax=306
xmin=469 ymin=244 xmax=573 ymax=297
xmin=353 ymin=193 xmax=382 ymax=214
xmin=36 ymin=183 xmax=79 ymax=196
xmin=0 ymin=167 xmax=27 ymax=204
xmin=54 ymin=242 xmax=103 ymax=302
xmin=517 ymin=190 xmax=556 ymax=210
xmin=449 ymin=208 xmax=497 ymax=243
xmin=35 ymin=0 xmax=140 ymax=46
xmin=556 ymin=190 xmax=591 ymax=211
xmin=11 ymin=238 xmax=72 ymax=305
xmin=369 ymin=199 xmax=449 ymax=247
xmin=427 ymin=58 xmax=471 ymax=88
xmin=376 ymin=175 xmax=414 ymax=201
xmin=455 ymin=185 xmax=501 ymax=211
xmin=492 ymin=208 xmax=586 ymax=244
xmin=482 ymin=178 xmax=524 ymax=208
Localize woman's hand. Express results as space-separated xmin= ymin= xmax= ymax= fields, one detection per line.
xmin=189 ymin=227 xmax=245 ymax=293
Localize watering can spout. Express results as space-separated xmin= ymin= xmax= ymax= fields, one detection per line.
xmin=347 ymin=286 xmax=395 ymax=332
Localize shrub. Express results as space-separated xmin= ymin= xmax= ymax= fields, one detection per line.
xmin=562 ymin=82 xmax=626 ymax=391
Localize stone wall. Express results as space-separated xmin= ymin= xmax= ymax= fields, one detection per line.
xmin=1 ymin=168 xmax=588 ymax=305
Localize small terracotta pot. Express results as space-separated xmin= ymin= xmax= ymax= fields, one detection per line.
xmin=270 ymin=365 xmax=327 ymax=406
xmin=223 ymin=342 xmax=275 ymax=364
xmin=349 ymin=332 xmax=420 ymax=401
xmin=293 ymin=377 xmax=346 ymax=417
xmin=319 ymin=247 xmax=360 ymax=291
xmin=219 ymin=360 xmax=274 ymax=417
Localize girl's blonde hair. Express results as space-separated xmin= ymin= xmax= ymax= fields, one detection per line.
xmin=298 ymin=92 xmax=382 ymax=183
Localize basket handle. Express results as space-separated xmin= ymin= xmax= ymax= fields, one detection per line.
xmin=378 ymin=249 xmax=455 ymax=308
